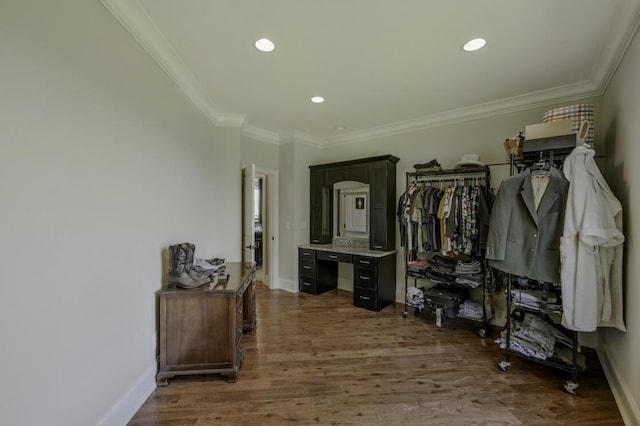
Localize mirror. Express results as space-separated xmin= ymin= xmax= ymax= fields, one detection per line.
xmin=333 ymin=181 xmax=369 ymax=240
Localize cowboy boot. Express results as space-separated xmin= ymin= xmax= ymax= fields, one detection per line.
xmin=167 ymin=244 xmax=208 ymax=288
xmin=182 ymin=242 xmax=211 ymax=283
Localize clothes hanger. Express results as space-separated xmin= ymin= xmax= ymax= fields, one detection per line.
xmin=530 ymin=152 xmax=551 ymax=177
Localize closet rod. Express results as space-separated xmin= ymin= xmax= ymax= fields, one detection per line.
xmin=407 ymin=168 xmax=487 ymax=178
xmin=408 ymin=171 xmax=488 ymax=183
xmin=410 ymin=176 xmax=486 ymax=184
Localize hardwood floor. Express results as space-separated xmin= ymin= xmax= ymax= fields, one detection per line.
xmin=130 ymin=283 xmax=624 ymax=425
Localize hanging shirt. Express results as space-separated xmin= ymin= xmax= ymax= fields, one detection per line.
xmin=531 ymin=175 xmax=550 ymax=210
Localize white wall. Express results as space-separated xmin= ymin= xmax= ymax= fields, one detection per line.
xmin=278 ymin=143 xmax=295 ymax=289
xmin=212 ymin=126 xmax=243 ymax=261
xmin=601 ymin=26 xmax=640 ymax=425
xmin=0 ymin=1 xmax=241 ymax=425
xmin=242 ymin=133 xmax=280 ymax=171
xmin=277 ymin=140 xmax=321 ymax=291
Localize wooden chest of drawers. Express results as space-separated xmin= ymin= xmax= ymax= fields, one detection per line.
xmin=156 ymin=262 xmax=256 ymax=385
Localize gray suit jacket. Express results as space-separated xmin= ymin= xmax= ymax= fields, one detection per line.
xmin=486 ymin=167 xmax=569 ymax=283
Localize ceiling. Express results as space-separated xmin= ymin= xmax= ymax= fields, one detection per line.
xmin=102 ymin=0 xmax=640 ymax=147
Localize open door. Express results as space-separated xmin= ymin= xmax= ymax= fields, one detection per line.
xmin=242 ymin=164 xmax=256 ymax=265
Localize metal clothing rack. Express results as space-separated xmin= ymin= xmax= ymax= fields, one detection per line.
xmin=401 ymin=166 xmax=492 ymax=337
xmin=496 ymin=150 xmax=581 ymax=395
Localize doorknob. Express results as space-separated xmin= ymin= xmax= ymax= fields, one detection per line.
xmin=245 ymin=244 xmax=254 ymax=249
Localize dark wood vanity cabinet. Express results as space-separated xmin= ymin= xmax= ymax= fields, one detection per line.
xmin=298 ymin=247 xmax=338 ymax=295
xmin=309 ymin=155 xmax=399 ymax=251
xmin=353 ymin=254 xmax=396 ymax=311
xmin=298 ymin=247 xmax=396 ymax=311
xmin=309 ymin=169 xmax=331 ymax=244
xmin=369 ymin=160 xmax=396 ymax=251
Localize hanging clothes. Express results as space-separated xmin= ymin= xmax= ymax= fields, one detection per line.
xmin=397 ymin=181 xmax=490 ymax=260
xmin=560 ymin=145 xmax=625 ymax=332
xmin=486 ymin=167 xmax=569 ymax=283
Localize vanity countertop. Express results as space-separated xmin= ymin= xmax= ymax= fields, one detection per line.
xmin=298 ymin=243 xmax=396 ymax=258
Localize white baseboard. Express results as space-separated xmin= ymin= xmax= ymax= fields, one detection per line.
xmin=278 ymin=278 xmax=297 ymax=293
xmin=97 ymin=362 xmax=156 ymax=426
xmin=597 ymin=346 xmax=640 ymax=426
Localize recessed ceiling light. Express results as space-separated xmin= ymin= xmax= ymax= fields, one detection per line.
xmin=255 ymin=38 xmax=275 ymax=52
xmin=311 ymin=96 xmax=325 ymax=104
xmin=463 ymin=38 xmax=486 ymax=52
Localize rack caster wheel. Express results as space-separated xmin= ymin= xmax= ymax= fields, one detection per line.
xmin=402 ymin=311 xmax=408 ymax=318
xmin=477 ymin=328 xmax=487 ymax=338
xmin=497 ymin=361 xmax=511 ymax=372
xmin=563 ymin=381 xmax=579 ymax=395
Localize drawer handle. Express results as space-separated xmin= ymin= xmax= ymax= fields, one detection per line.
xmin=303 ymin=282 xmax=311 ymax=286
xmin=329 ymin=255 xmax=338 ymax=259
xmin=359 ymin=260 xmax=370 ymax=264
xmin=359 ymin=276 xmax=370 ymax=280
xmin=359 ymin=296 xmax=370 ymax=300
xmin=373 ymin=245 xmax=382 ymax=249
xmin=303 ymin=265 xmax=311 ymax=269
xmin=312 ymin=239 xmax=320 ymax=243
xmin=303 ymin=251 xmax=312 ymax=256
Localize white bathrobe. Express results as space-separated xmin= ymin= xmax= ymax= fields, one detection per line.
xmin=560 ymin=145 xmax=625 ymax=332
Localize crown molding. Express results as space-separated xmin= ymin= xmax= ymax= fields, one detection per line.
xmin=291 ymin=131 xmax=323 ymax=149
xmin=278 ymin=131 xmax=323 ymax=149
xmin=242 ymin=125 xmax=280 ymax=145
xmin=323 ymin=80 xmax=602 ymax=147
xmin=102 ymin=0 xmax=640 ymax=148
xmin=591 ymin=0 xmax=640 ymax=92
xmin=216 ymin=113 xmax=247 ymax=127
xmin=99 ymin=0 xmax=245 ymax=128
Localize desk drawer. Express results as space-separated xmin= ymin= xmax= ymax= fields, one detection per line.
xmin=299 ymin=258 xmax=316 ymax=276
xmin=299 ymin=248 xmax=316 ymax=259
xmin=354 ymin=267 xmax=376 ymax=289
xmin=354 ymin=287 xmax=377 ymax=311
xmin=317 ymin=251 xmax=352 ymax=263
xmin=353 ymin=255 xmax=377 ymax=271
xmin=299 ymin=276 xmax=317 ymax=294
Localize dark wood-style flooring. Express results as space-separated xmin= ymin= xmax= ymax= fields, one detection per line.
xmin=130 ymin=283 xmax=624 ymax=425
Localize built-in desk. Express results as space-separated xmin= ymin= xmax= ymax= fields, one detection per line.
xmin=298 ymin=244 xmax=396 ymax=312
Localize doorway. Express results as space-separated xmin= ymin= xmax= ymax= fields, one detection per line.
xmin=254 ymin=176 xmax=264 ymax=281
xmin=254 ymin=168 xmax=278 ymax=288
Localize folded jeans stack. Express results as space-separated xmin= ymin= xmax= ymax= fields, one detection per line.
xmin=511 ymin=289 xmax=561 ymax=313
xmin=423 ymin=254 xmax=457 ymax=286
xmin=497 ymin=313 xmax=575 ymax=361
xmin=454 ymin=260 xmax=483 ymax=288
xmin=407 ymin=259 xmax=430 ymax=277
